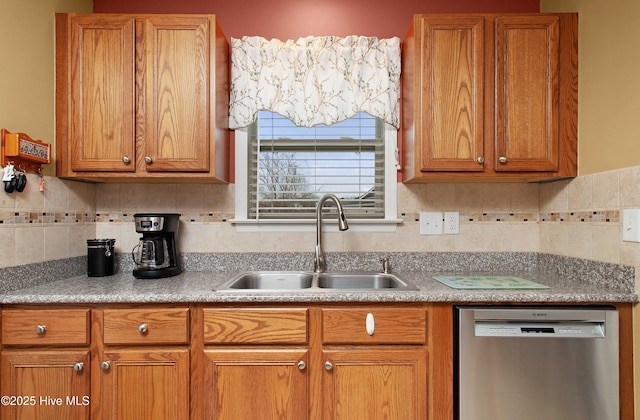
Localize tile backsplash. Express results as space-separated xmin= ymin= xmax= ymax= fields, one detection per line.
xmin=2 ymin=166 xmax=639 ymax=291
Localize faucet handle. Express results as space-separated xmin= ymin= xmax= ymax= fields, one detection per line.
xmin=380 ymin=257 xmax=390 ymax=273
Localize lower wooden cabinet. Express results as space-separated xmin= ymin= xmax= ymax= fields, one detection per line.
xmin=98 ymin=348 xmax=189 ymax=420
xmin=320 ymin=306 xmax=428 ymax=420
xmin=195 ymin=304 xmax=429 ymax=420
xmin=94 ymin=307 xmax=190 ymax=420
xmin=1 ymin=350 xmax=90 ymax=419
xmin=198 ymin=307 xmax=310 ymax=418
xmin=0 ymin=304 xmax=436 ymax=420
xmin=0 ymin=308 xmax=91 ymax=420
xmin=202 ymin=349 xmax=309 ymax=419
xmin=322 ymin=348 xmax=427 ymax=419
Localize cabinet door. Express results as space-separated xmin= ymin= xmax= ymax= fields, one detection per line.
xmin=322 ymin=348 xmax=427 ymax=420
xmin=203 ymin=349 xmax=309 ymax=420
xmin=418 ymin=16 xmax=485 ymax=171
xmin=142 ymin=16 xmax=211 ymax=172
xmin=494 ymin=16 xmax=560 ymax=172
xmin=69 ymin=15 xmax=136 ymax=172
xmin=1 ymin=350 xmax=90 ymax=420
xmin=98 ymin=348 xmax=189 ymax=420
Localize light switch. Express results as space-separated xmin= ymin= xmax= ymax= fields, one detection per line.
xmin=420 ymin=212 xmax=442 ymax=235
xmin=622 ymin=209 xmax=640 ymax=242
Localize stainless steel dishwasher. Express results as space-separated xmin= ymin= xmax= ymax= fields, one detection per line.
xmin=455 ymin=306 xmax=619 ymax=420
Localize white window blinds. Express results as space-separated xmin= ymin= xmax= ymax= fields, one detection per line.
xmin=248 ymin=111 xmax=385 ymax=220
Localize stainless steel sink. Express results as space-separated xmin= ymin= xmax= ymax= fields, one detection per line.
xmin=220 ymin=271 xmax=418 ymax=291
xmin=224 ymin=271 xmax=314 ymax=290
xmin=317 ymin=272 xmax=418 ymax=290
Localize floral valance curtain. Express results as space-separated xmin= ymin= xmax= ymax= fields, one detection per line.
xmin=229 ymin=35 xmax=401 ymax=129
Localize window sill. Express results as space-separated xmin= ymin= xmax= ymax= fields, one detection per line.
xmin=230 ymin=218 xmax=402 ymax=232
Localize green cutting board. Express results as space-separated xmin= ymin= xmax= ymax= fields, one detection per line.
xmin=433 ymin=276 xmax=549 ymax=290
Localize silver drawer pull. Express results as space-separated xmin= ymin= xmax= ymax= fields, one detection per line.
xmin=73 ymin=362 xmax=84 ymax=373
xmin=138 ymin=323 xmax=148 ymax=334
xmin=324 ymin=361 xmax=333 ymax=371
xmin=35 ymin=325 xmax=46 ymax=334
xmin=297 ymin=361 xmax=306 ymax=370
xmin=101 ymin=361 xmax=111 ymax=370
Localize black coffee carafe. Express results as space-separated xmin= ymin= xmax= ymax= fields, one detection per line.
xmin=132 ymin=213 xmax=181 ymax=279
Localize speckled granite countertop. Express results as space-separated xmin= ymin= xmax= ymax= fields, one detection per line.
xmin=0 ymin=252 xmax=636 ymax=305
xmin=0 ymin=270 xmax=635 ymax=305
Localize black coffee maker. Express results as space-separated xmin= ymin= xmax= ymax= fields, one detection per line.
xmin=132 ymin=213 xmax=182 ymax=279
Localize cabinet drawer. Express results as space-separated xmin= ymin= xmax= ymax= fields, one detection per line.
xmin=103 ymin=308 xmax=189 ymax=345
xmin=322 ymin=307 xmax=426 ymax=344
xmin=203 ymin=308 xmax=308 ymax=344
xmin=2 ymin=309 xmax=90 ymax=346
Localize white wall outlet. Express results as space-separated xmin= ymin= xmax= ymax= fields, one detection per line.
xmin=444 ymin=211 xmax=460 ymax=234
xmin=420 ymin=212 xmax=443 ymax=235
xmin=623 ymin=209 xmax=640 ymax=242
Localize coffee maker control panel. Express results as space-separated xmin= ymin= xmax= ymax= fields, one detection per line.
xmin=135 ymin=215 xmax=165 ymax=232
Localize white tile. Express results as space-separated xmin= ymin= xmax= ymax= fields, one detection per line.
xmin=0 ymin=227 xmax=16 ymax=267
xmin=15 ymin=226 xmax=44 ymax=265
xmin=44 ymin=225 xmax=69 ymax=260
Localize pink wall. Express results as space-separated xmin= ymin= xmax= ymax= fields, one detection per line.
xmin=93 ymin=0 xmax=539 ymax=40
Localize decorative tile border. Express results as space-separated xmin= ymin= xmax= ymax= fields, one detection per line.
xmin=401 ymin=210 xmax=620 ymax=224
xmin=0 ymin=211 xmax=94 ymax=224
xmin=0 ymin=210 xmax=622 ymax=226
xmin=540 ymin=210 xmax=619 ymax=223
xmin=94 ymin=212 xmax=234 ymax=224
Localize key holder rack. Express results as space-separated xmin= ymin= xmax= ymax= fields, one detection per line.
xmin=1 ymin=128 xmax=51 ymax=174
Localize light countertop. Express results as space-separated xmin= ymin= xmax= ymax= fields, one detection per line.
xmin=1 ymin=269 xmax=635 ymax=305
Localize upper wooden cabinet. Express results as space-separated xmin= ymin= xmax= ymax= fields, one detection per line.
xmin=55 ymin=13 xmax=229 ymax=182
xmin=401 ymin=13 xmax=578 ymax=182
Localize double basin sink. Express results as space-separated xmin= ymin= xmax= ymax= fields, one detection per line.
xmin=220 ymin=271 xmax=418 ymax=291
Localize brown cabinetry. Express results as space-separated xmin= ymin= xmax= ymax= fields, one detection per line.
xmin=0 ymin=302 xmax=633 ymax=419
xmin=195 ymin=305 xmax=429 ymax=420
xmin=198 ymin=308 xmax=310 ymax=419
xmin=402 ymin=13 xmax=578 ymax=181
xmin=55 ymin=13 xmax=229 ymax=182
xmin=0 ymin=308 xmax=91 ymax=420
xmin=94 ymin=307 xmax=190 ymax=420
xmin=321 ymin=306 xmax=428 ymax=420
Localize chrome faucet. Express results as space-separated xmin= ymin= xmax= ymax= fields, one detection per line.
xmin=314 ymin=194 xmax=349 ymax=272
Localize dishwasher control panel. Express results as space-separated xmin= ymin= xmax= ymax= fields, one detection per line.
xmin=475 ymin=321 xmax=606 ymax=338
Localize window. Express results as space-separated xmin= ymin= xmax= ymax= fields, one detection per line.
xmin=234 ymin=111 xmax=399 ymax=232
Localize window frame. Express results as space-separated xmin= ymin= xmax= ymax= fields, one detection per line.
xmin=232 ymin=117 xmax=400 ymax=232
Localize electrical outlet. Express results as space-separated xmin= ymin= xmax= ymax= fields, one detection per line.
xmin=419 ymin=212 xmax=443 ymax=235
xmin=444 ymin=211 xmax=459 ymax=235
xmin=623 ymin=209 xmax=640 ymax=242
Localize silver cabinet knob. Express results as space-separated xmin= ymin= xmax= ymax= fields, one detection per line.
xmin=297 ymin=361 xmax=306 ymax=370
xmin=122 ymin=156 xmax=131 ymax=164
xmin=144 ymin=156 xmax=153 ymax=164
xmin=324 ymin=361 xmax=333 ymax=371
xmin=73 ymin=362 xmax=84 ymax=372
xmin=101 ymin=361 xmax=111 ymax=370
xmin=35 ymin=325 xmax=46 ymax=334
xmin=477 ymin=156 xmax=485 ymax=164
xmin=499 ymin=156 xmax=508 ymax=164
xmin=138 ymin=323 xmax=148 ymax=334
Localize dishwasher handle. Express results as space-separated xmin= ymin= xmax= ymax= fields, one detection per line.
xmin=474 ymin=320 xmax=606 ymax=338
